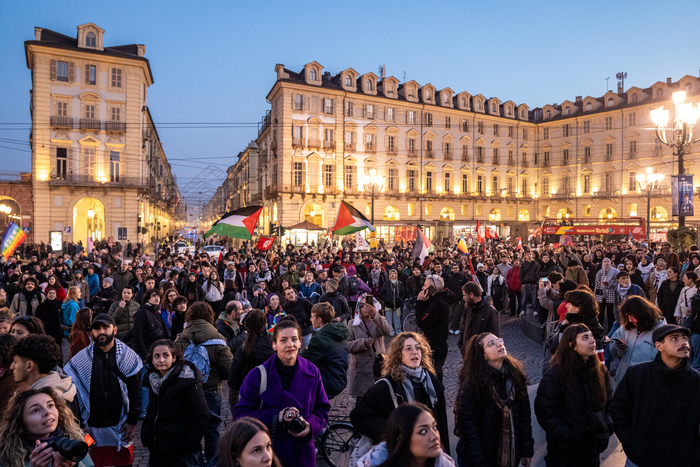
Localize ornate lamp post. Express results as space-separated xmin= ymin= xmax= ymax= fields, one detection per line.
xmin=650 ymin=90 xmax=700 ymax=227
xmin=637 ymin=167 xmax=664 ymax=241
xmin=360 ymin=169 xmax=384 ymax=225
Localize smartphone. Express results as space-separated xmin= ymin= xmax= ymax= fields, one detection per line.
xmin=425 ymin=285 xmax=436 ymax=295
xmin=541 ymin=277 xmax=549 ymax=283
xmin=365 ymin=294 xmax=374 ymax=305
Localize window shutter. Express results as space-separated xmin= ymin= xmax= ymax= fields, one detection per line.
xmin=330 ymin=99 xmax=335 ymax=114
xmin=311 ymin=96 xmax=318 ymax=113
xmin=291 ymin=94 xmax=296 ymax=110
xmin=67 ymin=147 xmax=73 ymax=176
xmin=50 ymin=59 xmax=57 ymax=80
xmin=85 ymin=64 xmax=90 ymax=84
xmin=68 ymin=62 xmax=75 ymax=82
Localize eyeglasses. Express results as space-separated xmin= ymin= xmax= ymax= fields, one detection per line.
xmin=485 ymin=338 xmax=504 ymax=348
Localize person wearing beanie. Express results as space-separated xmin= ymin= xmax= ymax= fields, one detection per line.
xmin=565 ymin=259 xmax=589 ymax=287
xmin=319 ymin=278 xmax=351 ymax=323
xmin=612 ymin=324 xmax=700 ymax=466
xmin=92 ymin=276 xmax=118 ymax=315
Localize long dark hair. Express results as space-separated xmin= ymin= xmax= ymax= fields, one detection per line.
xmin=242 ymin=309 xmax=267 ymax=376
xmin=217 ymin=416 xmax=282 ymax=467
xmin=549 ymin=323 xmax=608 ymax=405
xmin=458 ymin=333 xmax=528 ymax=403
xmin=378 ymin=402 xmax=439 ymax=467
xmin=619 ymin=296 xmax=662 ymax=332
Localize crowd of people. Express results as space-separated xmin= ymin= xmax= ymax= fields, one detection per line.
xmin=0 ymin=235 xmax=699 ymax=466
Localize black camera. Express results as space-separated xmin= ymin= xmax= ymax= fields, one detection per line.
xmin=48 ymin=435 xmax=89 ymax=462
xmin=284 ymin=412 xmax=306 ymax=434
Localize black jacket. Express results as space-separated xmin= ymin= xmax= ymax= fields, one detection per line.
xmin=141 ymin=361 xmax=210 ymax=454
xmin=35 ymin=298 xmax=63 ymax=344
xmin=611 ymin=354 xmax=700 ymax=467
xmin=132 ymin=303 xmax=169 ymax=360
xmin=380 ymin=280 xmax=404 ymax=309
xmin=536 ymin=360 xmax=613 ymax=462
xmin=406 ymin=275 xmax=425 ymax=298
xmin=656 ymin=280 xmax=683 ymax=325
xmin=446 ymin=272 xmax=468 ymax=298
xmin=415 ymin=289 xmax=455 ymax=358
xmin=228 ymin=334 xmax=274 ymax=393
xmin=460 ymin=296 xmax=501 ymax=348
xmin=456 ymin=365 xmax=534 ymax=466
xmin=350 ymin=373 xmax=450 ymax=453
xmin=519 ymin=261 xmax=540 ymax=285
xmin=285 ymin=297 xmax=313 ymax=336
xmin=301 ymin=322 xmax=349 ymax=399
xmin=319 ymin=291 xmax=351 ymax=322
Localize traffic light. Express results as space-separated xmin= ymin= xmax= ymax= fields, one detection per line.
xmin=269 ymin=222 xmax=276 ymax=235
xmin=279 ymin=225 xmax=287 ymax=237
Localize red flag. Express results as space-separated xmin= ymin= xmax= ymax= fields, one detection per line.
xmin=517 ymin=237 xmax=523 ymax=251
xmin=476 ymin=220 xmax=485 ymax=244
xmin=485 ymin=225 xmax=499 ymax=240
xmin=256 ymin=236 xmax=276 ymax=251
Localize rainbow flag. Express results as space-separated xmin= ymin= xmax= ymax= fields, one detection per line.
xmin=457 ymin=236 xmax=469 ymax=253
xmin=1 ymin=222 xmax=27 ymax=260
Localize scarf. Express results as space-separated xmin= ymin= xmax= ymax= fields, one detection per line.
xmin=617 ymin=283 xmax=631 ymax=301
xmin=148 ymin=366 xmax=175 ymax=395
xmin=601 ymin=265 xmax=618 ymax=285
xmin=638 ymin=262 xmax=654 ymax=281
xmin=652 ymin=269 xmax=668 ymax=291
xmin=370 ymin=268 xmax=381 ymax=286
xmin=494 ymin=384 xmax=517 ymax=467
xmin=401 ymin=364 xmax=438 ymax=407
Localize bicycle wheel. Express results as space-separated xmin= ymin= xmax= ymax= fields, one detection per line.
xmin=320 ymin=422 xmax=361 ymax=467
xmin=402 ymin=312 xmax=419 ymax=332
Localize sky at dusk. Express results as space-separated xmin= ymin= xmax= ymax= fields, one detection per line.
xmin=2 ymin=0 xmax=699 ymax=204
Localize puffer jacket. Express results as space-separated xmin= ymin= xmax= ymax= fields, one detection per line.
xmin=228 ymin=333 xmax=274 ymax=394
xmin=174 ymin=318 xmax=233 ymax=390
xmin=132 ymin=302 xmax=169 ymax=360
xmin=358 ymin=442 xmax=455 ymax=467
xmin=108 ymin=299 xmax=140 ymax=346
xmin=535 ymin=360 xmax=613 ymax=462
xmin=301 ymin=322 xmax=349 ymax=398
xmin=318 ymin=291 xmax=351 ymax=322
xmin=456 ymin=364 xmax=534 ymax=466
xmin=141 ymin=361 xmax=210 ymax=455
xmin=415 ymin=289 xmax=455 ymax=359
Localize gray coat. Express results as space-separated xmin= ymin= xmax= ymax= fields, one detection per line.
xmin=346 ymin=313 xmax=391 ymax=397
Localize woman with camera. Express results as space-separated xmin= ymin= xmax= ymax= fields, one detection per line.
xmin=233 ymin=316 xmax=330 ymax=467
xmin=141 ymin=339 xmax=210 ymax=467
xmin=535 ymin=324 xmax=613 ymax=466
xmin=350 ymin=332 xmax=450 ymax=453
xmin=0 ymin=387 xmax=93 ymax=467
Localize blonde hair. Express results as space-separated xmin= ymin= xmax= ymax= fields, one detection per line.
xmin=382 ymin=332 xmax=434 ymax=381
xmin=65 ymin=286 xmax=80 ymax=303
xmin=0 ymin=388 xmax=84 ymax=467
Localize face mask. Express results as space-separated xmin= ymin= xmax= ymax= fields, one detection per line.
xmin=391 ymin=279 xmax=397 ymax=284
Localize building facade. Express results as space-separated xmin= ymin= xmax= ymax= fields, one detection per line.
xmin=203 ymin=62 xmax=700 ymax=244
xmin=25 ymin=24 xmax=185 ymax=247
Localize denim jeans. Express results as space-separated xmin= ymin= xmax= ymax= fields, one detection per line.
xmin=385 ymin=307 xmax=401 ymax=335
xmin=140 ymin=366 xmax=149 ymax=417
xmin=302 ymin=333 xmax=312 ymax=351
xmin=521 ymin=284 xmax=538 ymax=312
xmin=691 ymin=333 xmax=700 ymax=370
xmin=203 ymin=389 xmax=222 ymax=462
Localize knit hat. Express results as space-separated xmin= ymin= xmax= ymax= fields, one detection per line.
xmin=477 ymin=263 xmax=485 ymax=269
xmin=326 ymin=278 xmax=339 ymax=291
xmin=102 ymin=277 xmax=114 ymax=286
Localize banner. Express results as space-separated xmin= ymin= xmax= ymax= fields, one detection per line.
xmin=672 ymin=175 xmax=694 ymax=217
xmin=356 ymin=231 xmax=371 ymax=251
xmin=1 ymin=222 xmax=27 ymax=259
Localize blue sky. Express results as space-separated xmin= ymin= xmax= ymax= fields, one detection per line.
xmin=2 ymin=0 xmax=699 ymax=200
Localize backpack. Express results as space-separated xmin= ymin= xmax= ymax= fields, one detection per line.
xmin=348 ymin=276 xmax=360 ymax=296
xmin=183 ymin=338 xmax=227 ymax=383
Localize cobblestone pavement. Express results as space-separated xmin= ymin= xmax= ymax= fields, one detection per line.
xmin=131 ymin=315 xmax=541 ymax=466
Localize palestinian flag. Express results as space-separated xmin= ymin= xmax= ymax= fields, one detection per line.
xmin=411 ymin=228 xmax=433 ymax=262
xmin=332 ymin=201 xmax=375 ymax=235
xmin=203 ymin=206 xmax=263 ymax=240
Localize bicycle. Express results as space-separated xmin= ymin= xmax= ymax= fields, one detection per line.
xmin=401 ymin=297 xmax=420 ymax=333
xmin=316 ymin=414 xmax=362 ymax=467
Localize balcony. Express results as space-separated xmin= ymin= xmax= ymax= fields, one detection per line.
xmin=105 ymin=121 xmax=126 ymax=133
xmin=50 ymin=116 xmax=73 ymax=129
xmin=542 ymin=160 xmax=550 ymax=167
xmin=629 ymin=152 xmax=637 ymax=160
xmin=476 ymin=156 xmax=485 ymax=164
xmin=309 ymin=138 xmax=321 ymax=149
xmin=293 ymin=137 xmax=304 ymax=148
xmin=344 ymin=142 xmax=355 ymax=152
xmin=443 ymin=150 xmax=452 ymax=160
xmin=387 ymin=146 xmax=398 ymax=155
xmin=507 ymin=158 xmax=515 ymax=166
xmin=365 ymin=143 xmax=376 ymax=153
xmin=605 ymin=154 xmax=613 ymax=162
xmin=79 ymin=118 xmax=101 ymax=131
xmin=562 ymin=158 xmax=569 ymax=166
xmin=461 ymin=153 xmax=469 ymax=162
xmin=408 ymin=148 xmax=417 ymax=157
xmin=583 ymin=157 xmax=591 ymax=164
xmin=521 ymin=160 xmax=528 ymax=167
xmin=552 ymin=192 xmax=571 ymax=200
xmin=48 ymin=173 xmax=144 ymax=188
xmin=426 ymin=149 xmax=434 ymax=159
xmin=592 ymin=190 xmax=615 ymax=199
xmin=492 ymin=158 xmax=500 ymax=166
xmin=324 ymin=141 xmax=336 ymax=151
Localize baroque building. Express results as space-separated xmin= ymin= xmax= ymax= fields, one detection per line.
xmin=25 ymin=24 xmax=185 ymax=246
xmin=203 ymin=62 xmax=700 ymax=244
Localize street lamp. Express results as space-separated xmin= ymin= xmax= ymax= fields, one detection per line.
xmin=637 ymin=167 xmax=664 ymax=241
xmin=360 ymin=169 xmax=384 ymax=225
xmin=650 ymin=90 xmax=700 ymax=227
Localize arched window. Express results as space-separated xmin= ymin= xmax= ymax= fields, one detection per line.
xmin=607 ymin=98 xmax=614 ymax=107
xmin=518 ymin=209 xmax=530 ymax=221
xmin=520 ymin=109 xmax=525 ymax=118
xmin=461 ymin=97 xmax=466 ymax=107
xmin=656 ymin=88 xmax=663 ymax=98
xmin=564 ymin=106 xmax=570 ymax=115
xmin=383 ymin=206 xmax=400 ymax=221
xmin=366 ymin=80 xmax=372 ymax=91
xmin=443 ymin=94 xmax=448 ymax=103
xmin=309 ymin=69 xmax=317 ymax=81
xmin=506 ymin=107 xmax=512 ymax=116
xmin=585 ymin=102 xmax=592 ymax=111
xmin=425 ymin=90 xmax=430 ymax=100
xmin=86 ymin=32 xmax=96 ymax=48
xmin=345 ymin=75 xmax=351 ymax=87
xmin=476 ymin=101 xmax=481 ymax=110
xmin=491 ymin=104 xmax=496 ymax=112
xmin=489 ymin=208 xmax=501 ymax=221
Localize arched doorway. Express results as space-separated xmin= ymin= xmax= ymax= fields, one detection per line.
xmin=518 ymin=209 xmax=530 ymax=221
xmin=383 ymin=205 xmax=400 ymax=221
xmin=599 ymin=207 xmax=617 ymax=220
xmin=302 ymin=202 xmax=324 ymax=227
xmin=439 ymin=207 xmax=455 ymax=221
xmin=651 ymin=206 xmax=668 ymax=221
xmin=74 ymin=197 xmax=105 ymax=246
xmin=489 ymin=208 xmax=501 ymax=222
xmin=0 ymin=197 xmax=21 ymax=233
xmin=557 ymin=207 xmax=573 ymax=219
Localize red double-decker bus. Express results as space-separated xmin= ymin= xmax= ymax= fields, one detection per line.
xmin=540 ymin=217 xmax=646 ymax=245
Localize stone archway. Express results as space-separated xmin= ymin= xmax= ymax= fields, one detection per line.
xmin=73 ymin=197 xmax=106 ymax=246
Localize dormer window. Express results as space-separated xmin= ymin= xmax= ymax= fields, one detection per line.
xmin=506 ymin=107 xmax=512 ymax=116
xmin=564 ymin=106 xmax=570 ymax=115
xmin=585 ymin=102 xmax=592 ymax=111
xmin=86 ymin=32 xmax=96 ymax=48
xmin=366 ymin=80 xmax=372 ymax=91
xmin=631 ymin=94 xmax=638 ymax=103
xmin=546 ymin=110 xmax=551 ymax=119
xmin=461 ymin=97 xmax=466 ymax=107
xmin=607 ymin=98 xmax=614 ymax=107
xmin=345 ymin=75 xmax=351 ymax=87
xmin=425 ymin=91 xmax=430 ymax=100
xmin=491 ymin=104 xmax=496 ymax=112
xmin=309 ymin=69 xmax=317 ymax=81
xmin=520 ymin=109 xmax=525 ymax=118
xmin=443 ymin=94 xmax=448 ymax=104
xmin=476 ymin=101 xmax=481 ymax=110
xmin=656 ymin=88 xmax=663 ymax=98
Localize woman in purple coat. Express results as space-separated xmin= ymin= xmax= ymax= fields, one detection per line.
xmin=233 ymin=316 xmax=331 ymax=467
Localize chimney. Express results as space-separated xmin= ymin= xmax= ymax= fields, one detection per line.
xmin=34 ymin=27 xmax=42 ymax=40
xmin=575 ymin=96 xmax=582 ymax=102
xmin=667 ymin=77 xmax=673 ymax=84
xmin=137 ymin=45 xmax=145 ymax=57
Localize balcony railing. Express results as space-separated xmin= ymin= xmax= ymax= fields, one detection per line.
xmin=387 ymin=147 xmax=398 ymax=155
xmin=592 ymin=190 xmax=615 ymax=198
xmin=562 ymin=158 xmax=569 ymax=166
xmin=324 ymin=141 xmax=336 ymax=151
xmin=408 ymin=148 xmax=417 ymax=157
xmin=492 ymin=157 xmax=500 ymax=165
xmin=51 ymin=116 xmax=73 ymax=129
xmin=79 ymin=118 xmax=101 ymax=131
xmin=629 ymin=152 xmax=637 ymax=159
xmin=365 ymin=143 xmax=376 ymax=153
xmin=308 ymin=138 xmax=321 ymax=149
xmin=105 ymin=121 xmax=126 ymax=133
xmin=521 ymin=160 xmax=528 ymax=167
xmin=443 ymin=150 xmax=452 ymax=160
xmin=552 ymin=193 xmax=571 ymax=200
xmin=344 ymin=142 xmax=355 ymax=151
xmin=426 ymin=149 xmax=434 ymax=159
xmin=542 ymin=160 xmax=550 ymax=167
xmin=293 ymin=137 xmax=303 ymax=147
xmin=476 ymin=156 xmax=485 ymax=164
xmin=461 ymin=153 xmax=469 ymax=162
xmin=48 ymin=173 xmax=144 ymax=188
xmin=507 ymin=158 xmax=515 ymax=166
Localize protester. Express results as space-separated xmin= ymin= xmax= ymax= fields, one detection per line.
xmin=611 ymin=324 xmax=700 ymax=466
xmin=455 ymin=333 xmax=534 ymax=467
xmin=460 ymin=282 xmax=500 ymax=349
xmin=0 ymin=333 xmax=19 ymax=408
xmin=61 ymin=286 xmax=81 ymax=340
xmin=283 ymin=287 xmax=313 ymax=349
xmin=10 ymin=276 xmax=44 ymax=317
xmin=108 ymin=285 xmax=139 ymax=346
xmin=350 ymin=332 xmax=450 ymax=453
xmin=10 ymin=316 xmax=46 ymax=339
xmin=299 ymin=271 xmax=322 ymax=304
xmin=655 ymin=266 xmax=681 ymax=325
xmin=415 ymin=275 xmax=454 ymax=381
xmin=318 ymin=278 xmax=351 ymax=323
xmin=233 ymin=316 xmax=330 ymax=467
xmin=380 ymin=269 xmax=405 ymax=336
xmin=228 ymin=309 xmax=274 ymax=406
xmin=536 ymin=324 xmax=613 ymax=466
xmin=141 ymin=339 xmax=209 ymax=467
xmin=68 ymin=307 xmax=92 ymax=358
xmin=216 ymin=417 xmax=282 ymax=467
xmin=674 ymin=271 xmax=698 ymax=326
xmin=594 ymin=258 xmax=618 ymax=332
xmin=34 ymin=287 xmax=64 ymax=346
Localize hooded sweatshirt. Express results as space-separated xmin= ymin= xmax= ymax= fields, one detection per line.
xmin=301 ymin=322 xmax=349 ymax=398
xmin=31 ymin=368 xmax=77 ymax=403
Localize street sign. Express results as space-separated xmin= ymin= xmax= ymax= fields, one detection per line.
xmin=64 ymin=226 xmax=71 ymax=234
xmin=22 ymin=221 xmax=29 ymax=228
xmin=22 ymin=227 xmax=30 ymax=234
